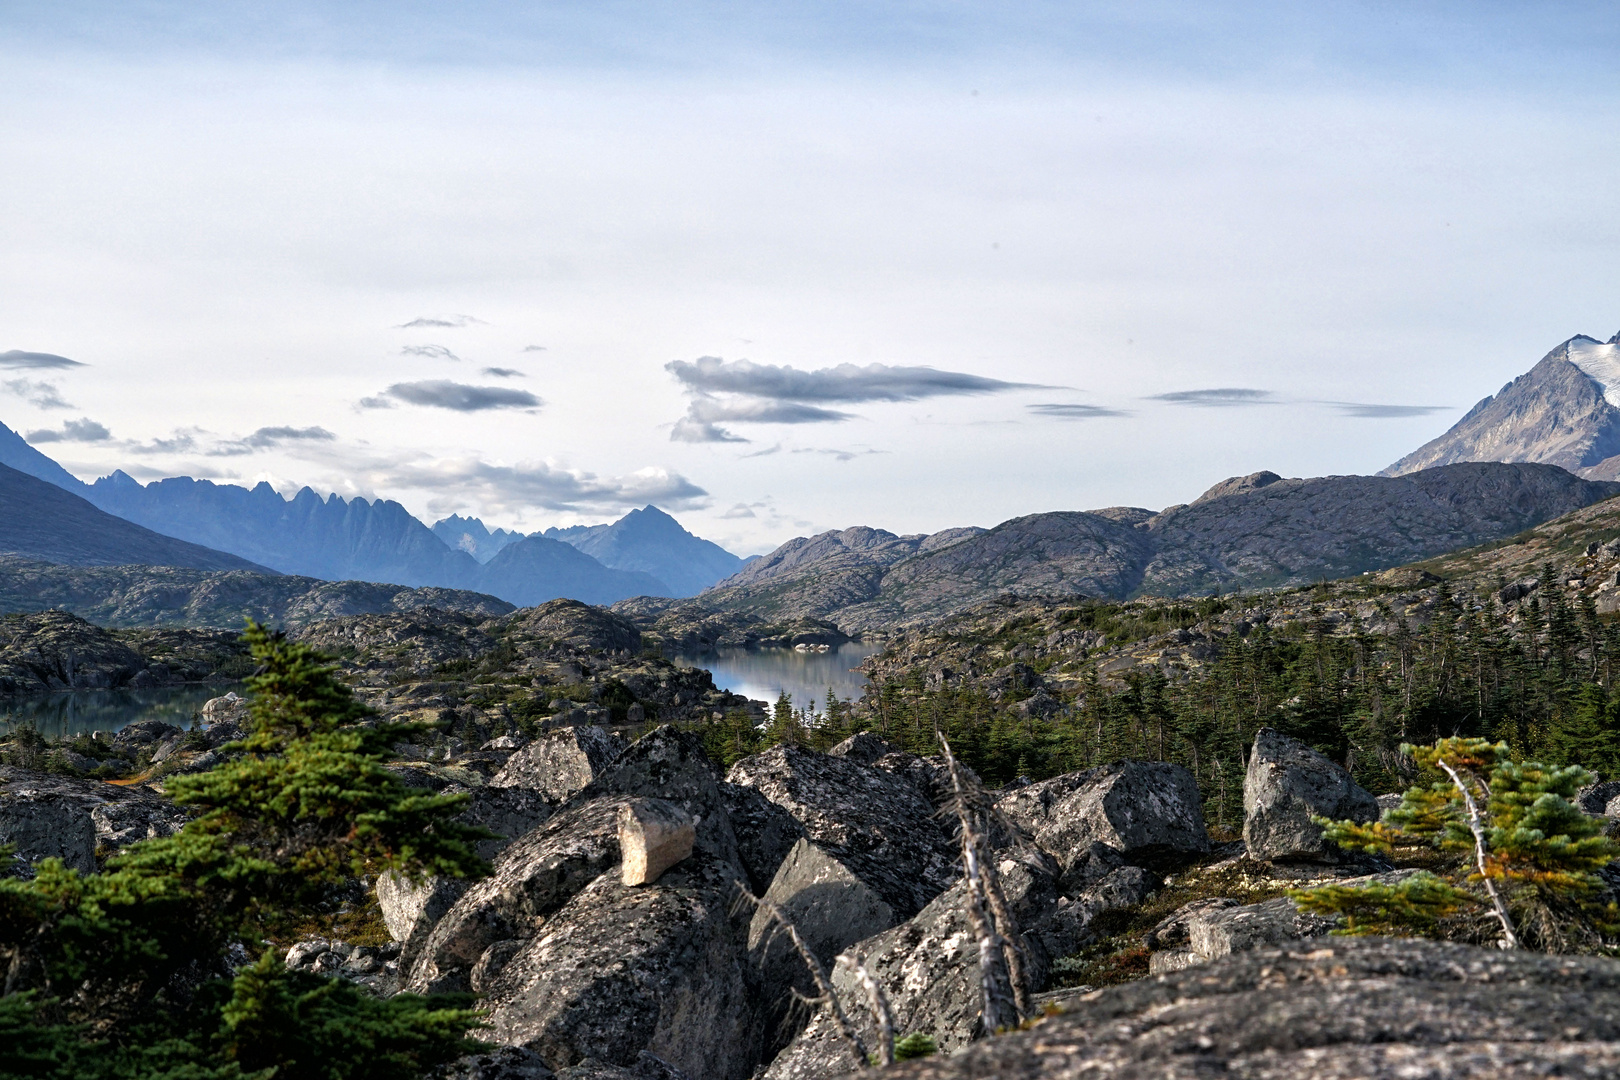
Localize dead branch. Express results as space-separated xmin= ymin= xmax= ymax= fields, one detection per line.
xmin=841 ymin=957 xmax=894 ymax=1066
xmin=1437 ymin=760 xmax=1519 ymax=949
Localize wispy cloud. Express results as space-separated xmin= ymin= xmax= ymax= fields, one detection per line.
xmin=666 ymin=355 xmax=1045 ymax=442
xmin=402 ymin=344 xmax=461 ymax=362
xmin=1147 ymin=388 xmax=1276 ymax=407
xmin=202 ymin=426 xmax=340 ymax=455
xmin=361 ymin=380 xmax=542 ymax=412
xmin=3 ymin=379 xmax=73 ymax=409
xmin=25 ymin=417 xmax=110 ymax=443
xmin=375 ymin=457 xmax=709 ymax=515
xmin=1323 ymin=402 xmax=1450 ymax=418
xmin=522 ymin=345 xmax=547 ymax=353
xmin=396 ymin=315 xmax=484 ymax=329
xmin=1027 ymin=403 xmax=1131 ymax=419
xmin=481 ymin=367 xmax=524 ymax=378
xmin=0 ymin=350 xmax=85 ymax=370
xmin=791 ymin=447 xmax=888 ymax=462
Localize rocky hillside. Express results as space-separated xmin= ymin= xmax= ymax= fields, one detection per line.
xmin=0 ymin=462 xmax=268 ymax=573
xmin=0 ymin=556 xmax=513 ymax=629
xmin=679 ymin=462 xmax=1620 ymax=634
xmin=545 ymin=505 xmax=745 ymax=597
xmin=0 ymin=611 xmax=248 ymax=696
xmin=1384 ymin=331 xmax=1620 ymax=478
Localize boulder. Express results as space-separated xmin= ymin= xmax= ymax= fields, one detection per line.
xmin=619 ymin=798 xmax=695 ymax=886
xmin=0 ymin=766 xmax=183 ymax=876
xmin=574 ymin=726 xmax=741 ymax=870
xmin=996 ymin=761 xmax=1209 ymax=873
xmin=842 ymin=936 xmax=1620 ymax=1079
xmin=405 ymin=797 xmax=630 ymax=994
xmin=726 ymin=744 xmax=957 ymax=918
xmin=491 ymin=726 xmax=624 ymax=802
xmin=826 ymin=731 xmax=900 ymax=764
xmin=461 ymin=784 xmax=555 ymax=860
xmin=376 ymin=871 xmax=469 ymax=968
xmin=719 ymin=781 xmax=805 ymax=895
xmin=1243 ymin=727 xmax=1379 ymax=861
xmin=201 ymin=691 xmax=249 ymax=725
xmin=762 ymin=855 xmax=1058 ymax=1080
xmin=748 ymin=839 xmax=896 ymax=1056
xmin=1577 ymin=778 xmax=1620 ymax=816
xmin=478 ymin=851 xmax=755 ymax=1080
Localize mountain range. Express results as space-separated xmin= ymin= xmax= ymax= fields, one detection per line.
xmin=0 ymin=420 xmax=741 ymax=607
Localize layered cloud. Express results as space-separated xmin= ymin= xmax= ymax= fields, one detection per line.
xmin=1326 ymin=402 xmax=1449 ymax=418
xmin=666 ymin=355 xmax=1045 ymax=442
xmin=481 ymin=367 xmax=524 ymax=378
xmin=360 ymin=380 xmax=541 ymax=411
xmin=1148 ymin=388 xmax=1276 ymax=407
xmin=25 ymin=417 xmax=111 ymax=443
xmin=372 ymin=457 xmax=709 ymax=515
xmin=1027 ymin=403 xmax=1130 ymax=419
xmin=0 ymin=350 xmax=84 ymax=370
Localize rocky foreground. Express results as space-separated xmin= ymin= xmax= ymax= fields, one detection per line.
xmin=9 ymin=696 xmax=1620 ymax=1079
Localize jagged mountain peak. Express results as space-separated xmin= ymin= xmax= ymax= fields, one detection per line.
xmin=1382 ymin=331 xmax=1620 ymax=478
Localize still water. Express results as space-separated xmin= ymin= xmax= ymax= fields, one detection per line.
xmin=668 ymin=642 xmax=883 ymax=713
xmin=0 ymin=684 xmax=236 ymax=741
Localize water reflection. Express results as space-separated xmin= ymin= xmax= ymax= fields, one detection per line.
xmin=0 ymin=684 xmax=238 ymax=740
xmin=668 ymin=642 xmax=882 ymax=712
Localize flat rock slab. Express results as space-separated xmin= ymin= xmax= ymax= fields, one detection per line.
xmin=851 ymin=936 xmax=1620 ymax=1079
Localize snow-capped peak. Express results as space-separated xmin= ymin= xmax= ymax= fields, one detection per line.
xmin=1565 ymin=335 xmax=1620 ymax=407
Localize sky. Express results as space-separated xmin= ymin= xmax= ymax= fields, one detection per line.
xmin=3 ymin=2 xmax=1620 ymax=555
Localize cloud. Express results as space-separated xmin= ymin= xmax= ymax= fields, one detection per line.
xmin=396 ymin=315 xmax=484 ymax=329
xmin=522 ymin=345 xmax=547 ymax=352
xmin=3 ymin=379 xmax=73 ymax=409
xmin=0 ymin=350 xmax=85 ymax=370
xmin=363 ymin=380 xmax=542 ymax=412
xmin=722 ymin=502 xmax=760 ymax=519
xmin=481 ymin=367 xmax=524 ymax=378
xmin=127 ymin=429 xmax=203 ymax=455
xmin=402 ymin=344 xmax=461 ymax=362
xmin=1147 ymin=388 xmax=1277 ymax=407
xmin=1027 ymin=403 xmax=1131 ymax=419
xmin=666 ymin=356 xmax=1046 ymax=404
xmin=1323 ymin=402 xmax=1451 ymax=418
xmin=25 ymin=417 xmax=111 ymax=443
xmin=791 ymin=447 xmax=888 ymax=462
xmin=665 ymin=355 xmax=1046 ymax=442
xmin=244 ymin=425 xmax=337 ymax=447
xmin=374 ymin=457 xmax=709 ymax=515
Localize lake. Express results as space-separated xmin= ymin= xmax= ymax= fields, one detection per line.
xmin=0 ymin=684 xmax=238 ymax=741
xmin=668 ymin=642 xmax=883 ymax=713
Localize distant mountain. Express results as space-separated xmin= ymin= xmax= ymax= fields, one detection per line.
xmin=0 ymin=421 xmax=89 ymax=492
xmin=476 ymin=535 xmax=668 ymax=607
xmin=85 ymin=471 xmax=481 ymax=587
xmin=430 ymin=514 xmax=525 ymax=563
xmin=1384 ymin=333 xmax=1620 ymax=478
xmin=543 ymin=505 xmax=744 ymax=596
xmin=0 ymin=463 xmax=268 ymax=573
xmin=688 ymin=463 xmax=1620 ymax=632
xmin=0 ymin=555 xmax=512 ymax=629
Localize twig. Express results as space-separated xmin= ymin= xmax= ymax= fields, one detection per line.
xmin=1437 ymin=760 xmax=1519 ymax=949
xmin=843 ymin=957 xmax=894 ymax=1066
xmin=938 ymin=734 xmax=1019 ymax=1034
xmin=735 ymin=883 xmax=871 ymax=1068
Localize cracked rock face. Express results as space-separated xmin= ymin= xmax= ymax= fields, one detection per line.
xmin=854 ymin=936 xmax=1620 ymax=1080
xmin=997 ymin=761 xmax=1209 ymax=872
xmin=726 ymin=743 xmax=957 ymax=919
xmin=491 ymin=725 xmax=625 ymax=803
xmin=1243 ymin=727 xmax=1379 ymax=861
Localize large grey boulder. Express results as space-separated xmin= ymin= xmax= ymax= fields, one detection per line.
xmin=718 ymin=781 xmax=805 ymax=894
xmin=763 ymin=855 xmax=1058 ymax=1080
xmin=844 ymin=936 xmax=1620 ymax=1079
xmin=377 ymin=872 xmax=469 ymax=969
xmin=405 ymin=797 xmax=630 ymax=994
xmin=461 ymin=785 xmax=555 ymax=861
xmin=574 ymin=726 xmax=741 ymax=870
xmin=1243 ymin=727 xmax=1379 ymax=861
xmin=478 ymin=851 xmax=755 ymax=1080
xmin=996 ymin=761 xmax=1209 ymax=875
xmin=491 ymin=726 xmax=624 ymax=801
xmin=726 ymin=744 xmax=957 ymax=918
xmin=0 ymin=766 xmax=183 ymax=876
xmin=748 ymin=839 xmax=896 ymax=1057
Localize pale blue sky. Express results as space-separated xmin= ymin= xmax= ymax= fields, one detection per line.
xmin=2 ymin=2 xmax=1618 ymax=552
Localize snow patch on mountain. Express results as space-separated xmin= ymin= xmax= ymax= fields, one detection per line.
xmin=1566 ymin=336 xmax=1620 ymax=407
